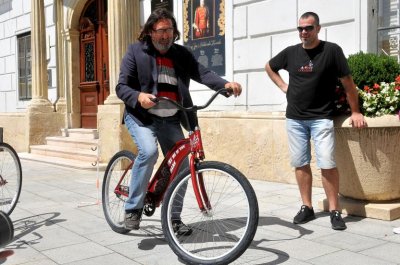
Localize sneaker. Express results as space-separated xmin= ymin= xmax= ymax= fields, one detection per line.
xmin=172 ymin=220 xmax=193 ymax=236
xmin=330 ymin=210 xmax=347 ymax=230
xmin=124 ymin=209 xmax=143 ymax=230
xmin=293 ymin=205 xmax=316 ymax=224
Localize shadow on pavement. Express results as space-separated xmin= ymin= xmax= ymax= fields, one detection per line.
xmin=123 ymin=216 xmax=315 ymax=264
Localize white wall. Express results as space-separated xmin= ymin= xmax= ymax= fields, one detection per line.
xmin=0 ymin=0 xmax=56 ymax=112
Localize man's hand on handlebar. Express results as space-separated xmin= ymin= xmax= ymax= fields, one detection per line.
xmin=138 ymin=92 xmax=156 ymax=109
xmin=224 ymin=82 xmax=242 ymax=97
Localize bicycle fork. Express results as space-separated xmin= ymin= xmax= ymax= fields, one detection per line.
xmin=189 ymin=129 xmax=212 ymax=215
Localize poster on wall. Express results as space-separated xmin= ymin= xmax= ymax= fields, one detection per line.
xmin=183 ymin=0 xmax=225 ymax=76
xmin=151 ymin=0 xmax=173 ymax=12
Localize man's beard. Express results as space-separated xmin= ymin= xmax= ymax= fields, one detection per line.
xmin=152 ymin=39 xmax=173 ymax=53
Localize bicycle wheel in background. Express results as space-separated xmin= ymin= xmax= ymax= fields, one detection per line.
xmin=161 ymin=161 xmax=259 ymax=265
xmin=0 ymin=143 xmax=22 ymax=216
xmin=102 ymin=150 xmax=136 ymax=234
xmin=0 ymin=210 xmax=14 ymax=247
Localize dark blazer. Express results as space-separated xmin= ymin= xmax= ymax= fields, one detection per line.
xmin=116 ymin=41 xmax=228 ymax=129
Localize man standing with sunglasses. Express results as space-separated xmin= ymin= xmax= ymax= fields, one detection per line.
xmin=265 ymin=12 xmax=367 ymax=230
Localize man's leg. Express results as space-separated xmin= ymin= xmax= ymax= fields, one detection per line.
xmin=124 ymin=115 xmax=158 ymax=229
xmin=286 ymin=119 xmax=316 ymax=224
xmin=124 ymin=115 xmax=158 ymax=211
xmin=320 ymin=168 xmax=339 ymax=211
xmin=311 ymin=119 xmax=346 ymax=230
xmin=295 ymin=164 xmax=313 ymax=208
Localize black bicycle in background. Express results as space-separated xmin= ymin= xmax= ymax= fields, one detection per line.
xmin=0 ymin=127 xmax=21 ymax=247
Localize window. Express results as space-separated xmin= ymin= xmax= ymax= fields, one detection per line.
xmin=17 ymin=33 xmax=32 ymax=100
xmin=377 ymin=0 xmax=400 ymax=61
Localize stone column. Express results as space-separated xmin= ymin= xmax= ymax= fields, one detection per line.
xmin=104 ymin=0 xmax=139 ymax=104
xmin=55 ymin=0 xmax=67 ymax=115
xmin=98 ymin=0 xmax=140 ymax=162
xmin=63 ymin=29 xmax=81 ymax=128
xmin=28 ymin=0 xmax=53 ymax=111
xmin=26 ymin=0 xmax=64 ymax=148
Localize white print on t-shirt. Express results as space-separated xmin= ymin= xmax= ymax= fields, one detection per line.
xmin=298 ymin=60 xmax=313 ymax=72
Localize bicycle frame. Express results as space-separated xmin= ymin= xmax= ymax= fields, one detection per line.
xmin=147 ymin=126 xmax=211 ymax=212
xmin=113 ymin=126 xmax=211 ymax=212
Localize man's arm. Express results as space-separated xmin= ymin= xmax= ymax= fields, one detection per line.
xmin=340 ymin=75 xmax=367 ymax=128
xmin=265 ymin=62 xmax=288 ymax=93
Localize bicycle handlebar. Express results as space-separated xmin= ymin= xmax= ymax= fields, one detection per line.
xmin=151 ymin=88 xmax=232 ymax=112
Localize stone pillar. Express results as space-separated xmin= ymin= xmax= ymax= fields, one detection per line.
xmin=98 ymin=0 xmax=140 ymax=162
xmin=55 ymin=0 xmax=67 ymax=116
xmin=28 ymin=0 xmax=53 ymax=111
xmin=105 ymin=0 xmax=139 ymax=104
xmin=63 ymin=29 xmax=81 ymax=128
xmin=26 ymin=0 xmax=64 ymax=147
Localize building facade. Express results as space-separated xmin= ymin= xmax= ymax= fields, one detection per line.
xmin=0 ymin=0 xmax=397 ymax=183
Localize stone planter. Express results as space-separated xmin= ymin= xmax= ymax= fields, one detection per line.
xmin=329 ymin=115 xmax=400 ymax=220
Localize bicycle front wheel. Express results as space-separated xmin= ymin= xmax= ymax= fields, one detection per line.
xmin=102 ymin=150 xmax=135 ymax=234
xmin=0 ymin=143 xmax=22 ymax=215
xmin=161 ymin=161 xmax=259 ymax=265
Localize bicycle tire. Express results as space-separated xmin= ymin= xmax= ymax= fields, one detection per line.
xmin=0 ymin=142 xmax=22 ymax=216
xmin=0 ymin=210 xmax=13 ymax=247
xmin=161 ymin=161 xmax=259 ymax=265
xmin=102 ymin=150 xmax=136 ymax=234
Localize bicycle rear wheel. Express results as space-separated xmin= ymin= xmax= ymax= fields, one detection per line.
xmin=0 ymin=143 xmax=22 ymax=215
xmin=161 ymin=161 xmax=259 ymax=265
xmin=102 ymin=150 xmax=135 ymax=234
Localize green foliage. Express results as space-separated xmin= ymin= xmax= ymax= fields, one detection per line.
xmin=335 ymin=52 xmax=400 ymax=117
xmin=348 ymin=51 xmax=400 ymax=88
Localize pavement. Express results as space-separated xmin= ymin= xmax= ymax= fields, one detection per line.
xmin=1 ymin=159 xmax=400 ymax=265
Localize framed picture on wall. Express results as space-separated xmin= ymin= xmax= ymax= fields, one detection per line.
xmin=151 ymin=0 xmax=173 ymax=12
xmin=183 ymin=0 xmax=225 ymax=76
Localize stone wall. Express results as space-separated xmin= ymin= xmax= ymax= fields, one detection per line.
xmin=0 ymin=113 xmax=27 ymax=152
xmin=197 ymin=112 xmax=323 ymax=187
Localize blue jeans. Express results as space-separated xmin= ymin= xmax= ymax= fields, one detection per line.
xmin=286 ymin=118 xmax=336 ymax=169
xmin=124 ymin=114 xmax=188 ymax=219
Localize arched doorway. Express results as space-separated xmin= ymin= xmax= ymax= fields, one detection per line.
xmin=78 ymin=0 xmax=109 ymax=128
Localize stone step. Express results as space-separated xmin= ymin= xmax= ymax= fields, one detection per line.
xmin=30 ymin=144 xmax=98 ymax=162
xmin=18 ymin=152 xmax=107 ymax=171
xmin=24 ymin=128 xmax=104 ymax=171
xmin=45 ymin=136 xmax=98 ymax=150
xmin=61 ymin=128 xmax=99 ymax=140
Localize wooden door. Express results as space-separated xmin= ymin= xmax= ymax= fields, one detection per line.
xmin=79 ymin=0 xmax=109 ymax=128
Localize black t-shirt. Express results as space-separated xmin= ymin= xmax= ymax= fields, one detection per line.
xmin=269 ymin=41 xmax=350 ymax=119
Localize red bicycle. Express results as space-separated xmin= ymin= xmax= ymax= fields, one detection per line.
xmin=102 ymin=88 xmax=259 ymax=265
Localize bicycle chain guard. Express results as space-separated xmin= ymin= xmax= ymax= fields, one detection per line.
xmin=153 ymin=166 xmax=170 ymax=195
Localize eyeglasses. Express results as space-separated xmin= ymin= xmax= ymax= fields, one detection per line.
xmin=152 ymin=27 xmax=174 ymax=35
xmin=297 ymin=25 xmax=315 ymax=32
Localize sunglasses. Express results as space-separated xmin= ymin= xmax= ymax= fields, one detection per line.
xmin=297 ymin=25 xmax=315 ymax=32
xmin=152 ymin=27 xmax=174 ymax=36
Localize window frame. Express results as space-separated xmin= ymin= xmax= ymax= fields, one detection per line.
xmin=377 ymin=0 xmax=400 ymax=61
xmin=17 ymin=32 xmax=32 ymax=101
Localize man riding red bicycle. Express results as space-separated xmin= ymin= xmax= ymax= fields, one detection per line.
xmin=116 ymin=8 xmax=242 ymax=234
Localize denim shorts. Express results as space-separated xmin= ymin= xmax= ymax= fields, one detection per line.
xmin=286 ymin=118 xmax=336 ymax=169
